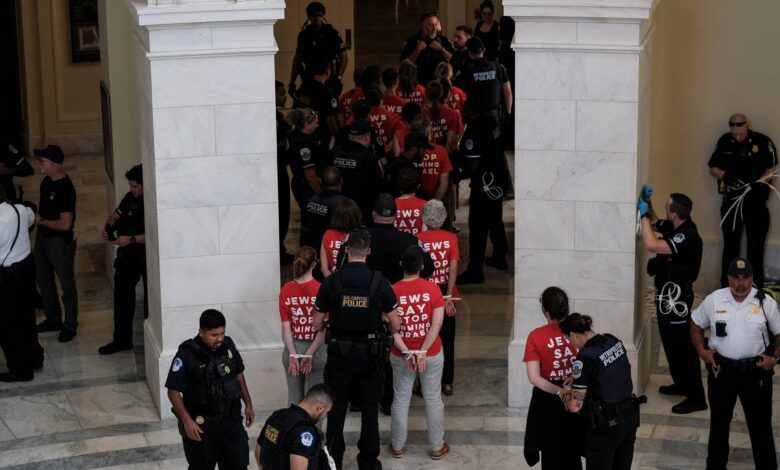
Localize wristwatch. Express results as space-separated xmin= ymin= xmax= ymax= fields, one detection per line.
xmin=130 ymin=235 xmax=137 ymax=244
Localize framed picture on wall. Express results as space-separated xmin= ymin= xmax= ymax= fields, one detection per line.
xmin=69 ymin=0 xmax=100 ymax=63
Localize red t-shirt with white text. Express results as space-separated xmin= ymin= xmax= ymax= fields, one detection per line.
xmin=417 ymin=144 xmax=453 ymax=197
xmin=369 ymin=107 xmax=403 ymax=151
xmin=422 ymin=105 xmax=464 ymax=146
xmin=523 ymin=322 xmax=578 ymax=381
xmin=394 ymin=196 xmax=426 ymax=235
xmin=417 ymin=229 xmax=460 ymax=286
xmin=382 ymin=95 xmax=407 ymax=117
xmin=279 ymin=279 xmax=321 ymax=341
xmin=446 ymin=86 xmax=467 ymax=114
xmin=396 ymin=84 xmax=426 ymax=107
xmin=338 ymin=88 xmax=364 ymax=122
xmin=321 ymin=229 xmax=347 ymax=271
xmin=391 ymin=278 xmax=444 ymax=356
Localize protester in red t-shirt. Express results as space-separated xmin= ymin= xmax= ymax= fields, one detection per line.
xmin=381 ymin=68 xmax=407 ymax=118
xmin=397 ymin=60 xmax=427 ymax=107
xmin=365 ymin=86 xmax=403 ymax=157
xmin=422 ymin=80 xmax=463 ymax=152
xmin=337 ymin=67 xmax=366 ymax=127
xmin=417 ymin=200 xmax=460 ymax=395
xmin=279 ymin=246 xmax=327 ymax=405
xmin=408 ymin=115 xmax=452 ymax=201
xmin=394 ymin=169 xmax=426 ymax=236
xmin=434 ymin=62 xmax=467 ymax=115
xmin=522 ymin=287 xmax=585 ymax=469
xmin=386 ymin=246 xmax=447 ymax=458
xmin=320 ymin=198 xmax=363 ymax=278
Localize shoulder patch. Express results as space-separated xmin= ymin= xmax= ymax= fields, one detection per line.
xmin=331 ymin=98 xmax=338 ymax=109
xmin=571 ymin=359 xmax=583 ymax=379
xmin=172 ymin=357 xmax=183 ymax=372
xmin=672 ymin=233 xmax=686 ymax=244
xmin=300 ymin=147 xmax=312 ymax=161
xmin=465 ymin=139 xmax=474 ymax=150
xmin=300 ymin=431 xmax=314 ymax=447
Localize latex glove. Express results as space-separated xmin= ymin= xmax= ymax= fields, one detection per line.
xmin=641 ymin=184 xmax=653 ymax=202
xmin=637 ymin=199 xmax=650 ymax=218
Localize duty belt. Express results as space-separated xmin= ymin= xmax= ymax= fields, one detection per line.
xmin=714 ymin=353 xmax=758 ymax=373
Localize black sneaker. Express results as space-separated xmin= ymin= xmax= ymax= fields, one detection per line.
xmin=456 ymin=271 xmax=485 ymax=285
xmin=671 ymin=398 xmax=707 ymax=414
xmin=485 ymin=257 xmax=509 ymax=270
xmin=98 ymin=343 xmax=133 ymax=355
xmin=58 ymin=329 xmax=77 ymax=343
xmin=36 ymin=320 xmax=63 ymax=333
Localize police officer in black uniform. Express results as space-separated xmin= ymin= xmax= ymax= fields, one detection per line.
xmin=454 ymin=37 xmax=512 ymax=126
xmin=380 ymin=132 xmax=430 ymax=198
xmin=313 ymin=229 xmax=397 ymax=470
xmin=0 ymin=144 xmax=33 ymax=203
xmin=560 ymin=313 xmax=640 ymax=470
xmin=277 ymin=81 xmax=294 ymax=264
xmin=330 ymin=119 xmax=381 ymax=226
xmin=639 ymin=191 xmax=707 ymax=414
xmin=456 ymin=114 xmax=509 ymax=285
xmin=450 ymin=26 xmax=473 ymax=79
xmin=295 ymin=59 xmax=339 ymax=153
xmin=290 ymin=2 xmax=348 ymax=98
xmin=256 ymin=383 xmax=334 ymax=470
xmin=400 ymin=11 xmax=455 ymax=87
xmin=708 ymin=113 xmax=776 ymax=288
xmin=302 ymin=166 xmax=346 ymax=252
xmin=287 ymin=108 xmax=326 ymax=213
xmin=98 ymin=165 xmax=147 ymax=355
xmin=166 ymin=309 xmax=255 ymax=470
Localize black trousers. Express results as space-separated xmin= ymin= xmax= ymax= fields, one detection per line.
xmin=467 ymin=186 xmax=508 ymax=273
xmin=325 ymin=348 xmax=384 ymax=470
xmin=542 ymin=450 xmax=582 ymax=470
xmin=585 ymin=408 xmax=638 ymax=470
xmin=438 ymin=284 xmax=456 ymax=385
xmin=654 ymin=282 xmax=705 ymax=402
xmin=706 ymin=366 xmax=776 ymax=470
xmin=720 ymin=196 xmax=769 ymax=287
xmin=178 ymin=416 xmax=249 ymax=470
xmin=35 ymin=235 xmax=78 ymax=331
xmin=112 ymin=245 xmax=147 ymax=346
xmin=278 ymin=163 xmax=290 ymax=254
xmin=0 ymin=255 xmax=44 ymax=377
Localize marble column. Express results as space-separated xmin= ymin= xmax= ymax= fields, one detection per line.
xmin=504 ymin=0 xmax=658 ymax=409
xmin=121 ymin=0 xmax=287 ymax=417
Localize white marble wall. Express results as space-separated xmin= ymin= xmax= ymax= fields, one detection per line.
xmin=119 ymin=0 xmax=288 ymax=417
xmin=503 ymin=0 xmax=659 ymax=409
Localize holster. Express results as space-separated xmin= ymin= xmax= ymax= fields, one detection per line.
xmin=335 ymin=340 xmax=353 ymax=357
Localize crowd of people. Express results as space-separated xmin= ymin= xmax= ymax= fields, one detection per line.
xmin=3 ymin=2 xmax=780 ymax=469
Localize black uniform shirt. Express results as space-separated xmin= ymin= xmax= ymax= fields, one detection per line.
xmin=296 ymin=24 xmax=346 ymax=76
xmin=165 ymin=336 xmax=245 ymax=394
xmin=288 ymin=132 xmax=323 ymax=180
xmin=115 ymin=191 xmax=144 ymax=236
xmin=258 ymin=405 xmax=320 ymax=470
xmin=277 ymin=111 xmax=290 ymax=171
xmin=38 ymin=175 xmax=76 ymax=237
xmin=400 ymin=34 xmax=455 ymax=86
xmin=381 ymin=156 xmax=418 ymax=197
xmin=361 ymin=223 xmax=435 ymax=284
xmin=455 ymin=57 xmax=508 ymax=113
xmin=450 ymin=49 xmax=471 ymax=79
xmin=572 ymin=334 xmax=633 ymax=406
xmin=302 ymin=190 xmax=346 ymax=250
xmin=315 ymin=262 xmax=397 ymax=314
xmin=295 ymin=78 xmax=338 ymax=147
xmin=708 ymin=130 xmax=776 ymax=199
xmin=0 ymin=150 xmax=33 ymax=203
xmin=652 ymin=218 xmax=702 ymax=284
xmin=331 ymin=140 xmax=381 ymax=218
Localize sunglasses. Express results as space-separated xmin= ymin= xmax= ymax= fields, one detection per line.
xmin=729 ymin=121 xmax=746 ymax=128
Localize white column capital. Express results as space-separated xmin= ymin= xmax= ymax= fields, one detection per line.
xmin=125 ymin=0 xmax=285 ymax=28
xmin=503 ymin=0 xmax=658 ymax=22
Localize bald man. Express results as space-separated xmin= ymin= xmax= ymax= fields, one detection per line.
xmin=708 ymin=113 xmax=777 ymax=287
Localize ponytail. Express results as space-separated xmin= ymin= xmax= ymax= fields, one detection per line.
xmin=293 ymin=246 xmax=318 ymax=278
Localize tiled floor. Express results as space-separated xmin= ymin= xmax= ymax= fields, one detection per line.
xmin=0 ymin=153 xmax=778 ymax=469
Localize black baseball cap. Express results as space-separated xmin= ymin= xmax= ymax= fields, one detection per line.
xmin=728 ymin=258 xmax=753 ymax=277
xmin=374 ymin=193 xmax=397 ymax=217
xmin=404 ymin=132 xmax=434 ymax=150
xmin=34 ymin=145 xmax=65 ymax=164
xmin=466 ymin=37 xmax=486 ymax=53
xmin=349 ymin=119 xmax=371 ymax=136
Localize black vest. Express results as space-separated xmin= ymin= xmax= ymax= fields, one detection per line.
xmin=328 ymin=270 xmax=383 ymax=338
xmin=464 ymin=59 xmax=501 ymax=112
xmin=182 ymin=339 xmax=242 ymax=417
xmin=260 ymin=406 xmax=323 ymax=470
xmin=578 ymin=334 xmax=633 ymax=406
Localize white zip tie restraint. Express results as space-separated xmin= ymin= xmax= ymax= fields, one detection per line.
xmin=323 ymin=445 xmax=337 ymax=470
xmin=721 ymin=171 xmax=780 ymax=230
xmin=656 ymin=282 xmax=689 ymax=317
xmin=481 ymin=172 xmax=504 ymax=201
xmin=289 ymin=354 xmax=313 ymax=359
xmin=442 ymin=295 xmax=462 ymax=300
xmin=401 ymin=350 xmax=427 ymax=357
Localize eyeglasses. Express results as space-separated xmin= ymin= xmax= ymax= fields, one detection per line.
xmin=729 ymin=121 xmax=746 ymax=128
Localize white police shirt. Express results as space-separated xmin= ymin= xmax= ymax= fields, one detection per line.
xmin=692 ymin=287 xmax=780 ymax=360
xmin=0 ymin=202 xmax=34 ymax=267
